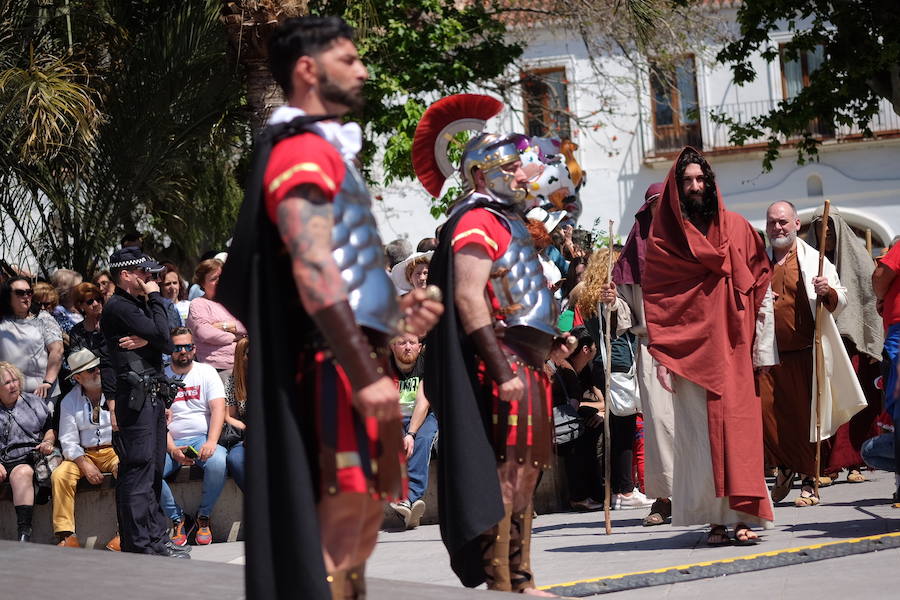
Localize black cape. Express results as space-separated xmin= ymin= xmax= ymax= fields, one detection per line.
xmin=424 ymin=198 xmax=505 ymax=587
xmin=218 ymin=115 xmax=334 ymax=600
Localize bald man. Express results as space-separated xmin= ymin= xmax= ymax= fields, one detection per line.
xmin=760 ymin=201 xmax=865 ymax=507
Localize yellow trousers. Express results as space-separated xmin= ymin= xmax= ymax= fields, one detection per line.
xmin=50 ymin=447 xmax=119 ymax=534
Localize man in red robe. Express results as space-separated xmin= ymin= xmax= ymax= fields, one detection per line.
xmin=643 ymin=147 xmax=776 ymax=545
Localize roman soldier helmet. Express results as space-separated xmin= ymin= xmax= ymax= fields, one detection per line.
xmin=412 ymin=94 xmax=526 ymax=207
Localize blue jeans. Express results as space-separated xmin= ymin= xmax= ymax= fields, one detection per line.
xmin=884 ymin=324 xmax=900 ymax=418
xmin=160 ymin=435 xmax=227 ymax=521
xmin=862 ymin=432 xmax=899 ymax=472
xmin=226 ymin=442 xmax=245 ymax=491
xmin=403 ymin=412 xmax=438 ymax=504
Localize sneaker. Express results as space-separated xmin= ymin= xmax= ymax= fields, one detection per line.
xmin=195 ymin=515 xmax=212 ymax=545
xmin=570 ymin=498 xmax=602 ymax=512
xmin=170 ymin=514 xmax=195 ymax=547
xmin=390 ymin=500 xmax=412 ymax=526
xmin=407 ymin=499 xmax=426 ymax=529
xmin=614 ymin=489 xmax=654 ymax=510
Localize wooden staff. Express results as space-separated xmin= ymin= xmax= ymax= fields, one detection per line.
xmin=866 ymin=228 xmax=873 ymax=255
xmin=813 ymin=199 xmax=831 ymax=499
xmin=603 ymin=220 xmax=614 ymax=535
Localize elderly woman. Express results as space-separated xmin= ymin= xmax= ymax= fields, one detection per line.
xmin=0 ymin=361 xmax=56 ymax=541
xmin=389 ymin=251 xmax=432 ymax=295
xmin=186 ymin=259 xmax=246 ymax=379
xmin=0 ymin=278 xmax=64 ymax=399
xmin=92 ymin=271 xmax=115 ymax=301
xmin=51 ymin=269 xmax=84 ymax=332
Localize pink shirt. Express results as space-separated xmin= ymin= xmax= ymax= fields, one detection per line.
xmin=186 ymin=297 xmax=246 ymax=370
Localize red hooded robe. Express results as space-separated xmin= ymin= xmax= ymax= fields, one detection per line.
xmin=643 ymin=147 xmax=774 ymax=522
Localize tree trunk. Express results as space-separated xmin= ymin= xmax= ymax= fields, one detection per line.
xmin=244 ymin=56 xmax=284 ymax=133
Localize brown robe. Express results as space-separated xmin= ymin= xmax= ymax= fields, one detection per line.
xmin=759 ymin=248 xmax=832 ymax=475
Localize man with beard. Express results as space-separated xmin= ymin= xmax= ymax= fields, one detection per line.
xmin=160 ymin=327 xmax=227 ymax=546
xmin=761 ymin=201 xmax=867 ymax=506
xmin=217 ymin=16 xmax=442 ymax=599
xmin=644 ymin=147 xmax=776 ymax=545
xmin=387 ymin=332 xmax=438 ymax=530
xmin=414 ymin=95 xmax=573 ymax=595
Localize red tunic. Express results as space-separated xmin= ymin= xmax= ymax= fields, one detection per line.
xmin=643 ymin=147 xmax=774 ymax=522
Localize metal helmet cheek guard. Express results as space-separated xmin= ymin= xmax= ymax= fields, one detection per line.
xmin=460 ymin=133 xmax=527 ymax=207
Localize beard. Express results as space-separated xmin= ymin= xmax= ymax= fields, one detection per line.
xmin=318 ymin=72 xmax=365 ymax=113
xmin=172 ymin=354 xmax=193 ymax=368
xmin=771 ymin=231 xmax=796 ymax=249
xmin=679 ymin=191 xmax=716 ymax=226
xmin=80 ymin=375 xmax=102 ymax=392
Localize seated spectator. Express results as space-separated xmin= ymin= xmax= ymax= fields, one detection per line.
xmin=187 ymin=259 xmax=246 ymax=382
xmin=0 ymin=277 xmax=63 ymax=399
xmin=416 ymin=237 xmax=438 ymax=252
xmin=389 ymin=251 xmax=432 ymax=295
xmin=51 ymin=269 xmax=84 ymax=332
xmin=384 ymin=238 xmax=412 ymax=269
xmin=0 ymin=361 xmax=56 ymax=542
xmin=223 ymin=337 xmax=249 ymax=490
xmin=92 ymin=270 xmax=116 ymax=301
xmin=387 ymin=333 xmax=438 ymax=529
xmin=161 ymin=327 xmax=228 ymax=546
xmin=51 ymin=348 xmax=120 ymax=550
xmin=551 ymin=327 xmax=604 ymax=511
xmin=33 ymin=282 xmax=60 ymax=319
xmin=161 ymin=263 xmax=191 ymax=325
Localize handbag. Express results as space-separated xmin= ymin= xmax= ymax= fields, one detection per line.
xmin=552 ymin=370 xmax=583 ymax=445
xmin=600 ymin=321 xmax=641 ymax=417
xmin=217 ymin=422 xmax=244 ymax=450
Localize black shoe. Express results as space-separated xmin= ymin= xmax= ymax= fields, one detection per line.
xmin=165 ymin=539 xmax=192 ymax=553
xmin=17 ymin=527 xmax=31 ymax=542
xmin=158 ymin=544 xmax=191 ymax=559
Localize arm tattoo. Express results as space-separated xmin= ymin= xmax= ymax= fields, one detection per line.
xmin=277 ymin=184 xmax=348 ymax=313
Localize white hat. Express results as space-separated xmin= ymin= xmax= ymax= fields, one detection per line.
xmin=67 ymin=348 xmax=100 ymax=378
xmin=389 ymin=251 xmax=433 ymax=293
xmin=526 ymin=207 xmax=567 ymax=234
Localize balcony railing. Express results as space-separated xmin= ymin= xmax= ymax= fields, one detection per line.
xmin=647 ymin=96 xmax=900 ymax=156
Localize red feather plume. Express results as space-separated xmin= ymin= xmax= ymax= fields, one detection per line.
xmin=412 ymin=94 xmax=504 ymax=198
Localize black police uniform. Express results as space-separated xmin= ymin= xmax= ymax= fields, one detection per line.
xmin=101 ymin=285 xmax=173 ymax=554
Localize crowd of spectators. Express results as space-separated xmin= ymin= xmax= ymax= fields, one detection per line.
xmin=0 ymin=239 xmax=247 ymax=547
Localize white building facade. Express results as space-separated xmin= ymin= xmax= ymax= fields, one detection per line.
xmin=372 ymin=6 xmax=900 ymax=253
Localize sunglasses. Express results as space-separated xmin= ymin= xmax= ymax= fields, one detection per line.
xmin=14 ymin=289 xmax=33 ymax=297
xmin=173 ymin=343 xmax=195 ymax=353
xmin=85 ymin=297 xmax=102 ymax=306
xmin=90 ymin=402 xmax=103 ymax=425
xmin=40 ymin=302 xmax=54 ymax=309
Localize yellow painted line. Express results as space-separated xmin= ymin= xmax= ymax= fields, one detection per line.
xmin=540 ymin=531 xmax=900 ymax=590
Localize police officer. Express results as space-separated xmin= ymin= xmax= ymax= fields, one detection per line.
xmin=101 ymin=247 xmax=187 ymax=557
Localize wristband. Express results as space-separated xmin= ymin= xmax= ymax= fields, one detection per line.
xmin=42 ymin=379 xmax=54 ymax=386
xmin=311 ymin=301 xmax=383 ymax=391
xmin=469 ymin=325 xmax=514 ymax=384
xmin=406 ymin=431 xmax=417 ymax=439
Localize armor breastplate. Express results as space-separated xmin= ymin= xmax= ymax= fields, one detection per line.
xmin=332 ymin=162 xmax=400 ymax=336
xmin=487 ymin=208 xmax=559 ymax=337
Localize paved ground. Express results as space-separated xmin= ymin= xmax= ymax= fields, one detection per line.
xmin=188 ymin=469 xmax=900 ymax=598
xmin=8 ymin=470 xmax=898 ymax=599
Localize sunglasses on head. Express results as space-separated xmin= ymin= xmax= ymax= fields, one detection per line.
xmin=173 ymin=343 xmax=194 ymax=353
xmin=14 ymin=289 xmax=33 ymax=297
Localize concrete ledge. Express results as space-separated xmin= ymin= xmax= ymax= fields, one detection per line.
xmin=0 ymin=466 xmax=244 ymax=547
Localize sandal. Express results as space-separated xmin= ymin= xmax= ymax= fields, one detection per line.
xmin=794 ymin=484 xmax=820 ymax=507
xmin=706 ymin=525 xmax=730 ymax=546
xmin=847 ymin=469 xmax=866 ymax=483
xmin=642 ymin=499 xmax=672 ymax=527
xmin=733 ymin=523 xmax=760 ymax=546
xmin=771 ymin=467 xmax=794 ymax=503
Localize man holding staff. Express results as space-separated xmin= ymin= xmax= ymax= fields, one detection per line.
xmin=760 ymin=201 xmax=868 ymax=506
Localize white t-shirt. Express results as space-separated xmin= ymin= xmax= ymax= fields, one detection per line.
xmin=164 ymin=361 xmax=225 ymax=440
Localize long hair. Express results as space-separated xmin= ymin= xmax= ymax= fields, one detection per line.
xmin=675 ymin=148 xmax=718 ymax=224
xmin=561 ymin=256 xmax=589 ymax=299
xmin=162 ymin=262 xmax=188 ymax=301
xmin=232 ymin=337 xmax=250 ymax=406
xmin=577 ymin=248 xmax=620 ymax=319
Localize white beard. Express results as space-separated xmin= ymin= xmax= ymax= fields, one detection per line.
xmin=770 ymin=231 xmax=796 ymax=249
